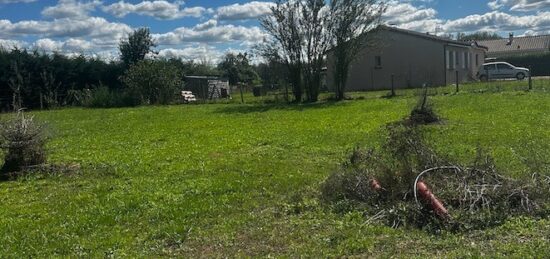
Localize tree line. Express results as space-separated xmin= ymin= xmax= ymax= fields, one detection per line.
xmin=0 ymin=30 xmax=254 ymax=110
xmin=0 ymin=0 xmax=389 ymax=110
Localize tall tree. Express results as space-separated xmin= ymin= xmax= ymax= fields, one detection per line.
xmin=217 ymin=52 xmax=259 ymax=86
xmin=122 ymin=60 xmax=183 ymax=105
xmin=261 ymin=0 xmax=304 ymax=102
xmin=300 ymin=0 xmax=332 ymax=102
xmin=119 ymin=28 xmax=156 ymax=67
xmin=329 ymin=0 xmax=386 ymax=100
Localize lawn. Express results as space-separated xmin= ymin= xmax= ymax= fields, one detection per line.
xmin=1 ymin=82 xmax=549 ymax=257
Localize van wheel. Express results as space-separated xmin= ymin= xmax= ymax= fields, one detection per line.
xmin=479 ymin=75 xmax=487 ymax=82
xmin=516 ymin=73 xmax=525 ymax=80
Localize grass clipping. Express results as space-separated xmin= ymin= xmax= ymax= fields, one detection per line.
xmin=321 ymin=122 xmax=550 ymax=232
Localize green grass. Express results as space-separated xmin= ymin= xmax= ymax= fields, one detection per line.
xmin=1 ymin=83 xmax=549 ymax=257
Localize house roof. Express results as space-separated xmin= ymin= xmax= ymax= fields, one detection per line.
xmin=478 ymin=35 xmax=550 ymax=55
xmin=379 ymin=25 xmax=483 ymax=48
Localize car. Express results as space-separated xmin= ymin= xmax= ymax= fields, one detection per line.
xmin=478 ymin=62 xmax=530 ymax=81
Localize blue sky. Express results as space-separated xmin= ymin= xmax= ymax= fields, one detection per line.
xmin=0 ymin=0 xmax=549 ymax=62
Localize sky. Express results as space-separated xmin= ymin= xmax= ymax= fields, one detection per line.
xmin=0 ymin=0 xmax=549 ymax=62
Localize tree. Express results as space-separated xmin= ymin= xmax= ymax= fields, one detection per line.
xmin=217 ymin=52 xmax=258 ymax=86
xmin=119 ymin=28 xmax=156 ymax=67
xmin=457 ymin=31 xmax=502 ymax=41
xmin=329 ymin=0 xmax=386 ymax=100
xmin=121 ymin=60 xmax=183 ymax=105
xmin=261 ymin=0 xmax=304 ymax=102
xmin=300 ymin=0 xmax=333 ymax=102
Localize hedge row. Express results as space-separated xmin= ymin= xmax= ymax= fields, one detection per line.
xmin=496 ymin=52 xmax=550 ymax=76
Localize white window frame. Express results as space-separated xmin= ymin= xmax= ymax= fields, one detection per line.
xmin=446 ymin=50 xmax=450 ymax=69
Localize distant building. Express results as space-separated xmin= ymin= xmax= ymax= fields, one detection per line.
xmin=326 ymin=25 xmax=487 ymax=91
xmin=184 ymin=76 xmax=230 ymax=99
xmin=478 ymin=33 xmax=550 ymax=58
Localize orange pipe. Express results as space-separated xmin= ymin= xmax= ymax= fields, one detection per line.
xmin=416 ymin=181 xmax=449 ymax=219
xmin=370 ymin=179 xmax=382 ymax=191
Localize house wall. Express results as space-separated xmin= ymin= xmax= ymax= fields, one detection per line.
xmin=444 ymin=45 xmax=485 ymax=84
xmin=326 ymin=29 xmax=485 ymax=91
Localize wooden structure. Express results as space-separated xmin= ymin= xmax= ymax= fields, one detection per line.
xmin=184 ymin=76 xmax=230 ymax=100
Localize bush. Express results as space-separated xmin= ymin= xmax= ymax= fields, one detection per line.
xmin=122 ymin=60 xmax=183 ymax=105
xmin=0 ymin=111 xmax=48 ymax=175
xmin=497 ymin=52 xmax=550 ymax=76
xmin=82 ymin=86 xmax=139 ymax=108
xmin=409 ymin=88 xmax=439 ymax=125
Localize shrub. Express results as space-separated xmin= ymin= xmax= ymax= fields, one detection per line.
xmin=122 ymin=60 xmax=183 ymax=105
xmin=0 ymin=111 xmax=48 ymax=175
xmin=82 ymin=86 xmax=139 ymax=108
xmin=409 ymin=88 xmax=439 ymax=125
xmin=497 ymin=52 xmax=550 ymax=77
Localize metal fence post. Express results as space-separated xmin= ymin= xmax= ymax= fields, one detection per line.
xmin=391 ymin=74 xmax=395 ymax=97
xmin=529 ymin=66 xmax=533 ymax=91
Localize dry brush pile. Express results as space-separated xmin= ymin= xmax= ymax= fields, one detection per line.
xmin=321 ymin=96 xmax=550 ymax=232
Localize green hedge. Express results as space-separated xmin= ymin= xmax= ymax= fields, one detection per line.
xmin=497 ymin=52 xmax=550 ymax=76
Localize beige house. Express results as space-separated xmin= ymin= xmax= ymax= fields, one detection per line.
xmin=326 ymin=26 xmax=487 ymax=91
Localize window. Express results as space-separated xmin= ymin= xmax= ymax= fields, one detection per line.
xmin=484 ymin=64 xmax=496 ymax=70
xmin=375 ymin=56 xmax=382 ymax=68
xmin=446 ymin=50 xmax=450 ymax=69
xmin=476 ymin=54 xmax=479 ymax=67
xmin=454 ymin=51 xmax=458 ymax=69
xmin=497 ymin=63 xmax=512 ymax=70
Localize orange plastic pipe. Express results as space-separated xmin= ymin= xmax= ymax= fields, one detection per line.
xmin=370 ymin=179 xmax=382 ymax=191
xmin=416 ymin=180 xmax=449 ymax=219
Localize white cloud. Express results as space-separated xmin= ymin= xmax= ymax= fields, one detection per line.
xmin=33 ymin=38 xmax=95 ymax=53
xmin=384 ymin=1 xmax=550 ymax=35
xmin=41 ymin=0 xmax=102 ymax=19
xmin=154 ymin=24 xmax=266 ymax=45
xmin=33 ymin=38 xmax=63 ymax=52
xmin=0 ymin=17 xmax=132 ymax=42
xmin=216 ymin=1 xmax=275 ymax=20
xmin=156 ymin=45 xmax=222 ymax=62
xmin=102 ymin=0 xmax=206 ymax=20
xmin=488 ymin=0 xmax=550 ymax=12
xmin=384 ymin=2 xmax=439 ymax=24
xmin=443 ymin=11 xmax=550 ymax=34
xmin=0 ymin=39 xmax=26 ymax=49
xmin=383 ymin=1 xmax=443 ymax=32
xmin=194 ymin=19 xmax=217 ymax=31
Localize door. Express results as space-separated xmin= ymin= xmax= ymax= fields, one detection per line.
xmin=483 ymin=64 xmax=497 ymax=79
xmin=496 ymin=63 xmax=514 ymax=78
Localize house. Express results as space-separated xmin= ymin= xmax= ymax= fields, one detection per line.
xmin=326 ymin=25 xmax=487 ymax=91
xmin=478 ymin=33 xmax=550 ymax=58
xmin=184 ymin=76 xmax=230 ymax=100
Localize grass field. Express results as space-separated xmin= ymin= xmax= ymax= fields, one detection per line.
xmin=1 ymin=81 xmax=549 ymax=257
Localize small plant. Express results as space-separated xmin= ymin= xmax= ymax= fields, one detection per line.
xmin=0 ymin=110 xmax=48 ymax=176
xmin=409 ymin=87 xmax=439 ymax=125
